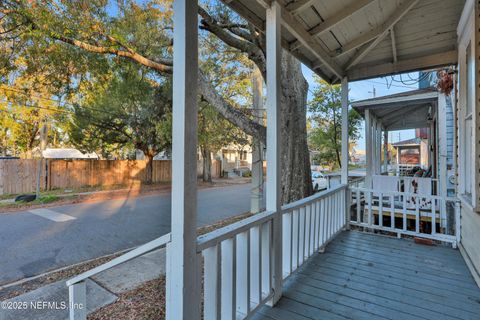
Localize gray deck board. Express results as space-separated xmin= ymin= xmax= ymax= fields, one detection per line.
xmin=256 ymin=231 xmax=480 ymax=320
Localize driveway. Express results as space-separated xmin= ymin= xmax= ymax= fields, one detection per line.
xmin=0 ymin=184 xmax=262 ymax=285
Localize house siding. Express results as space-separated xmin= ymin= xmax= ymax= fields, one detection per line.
xmin=460 ymin=204 xmax=480 ymax=286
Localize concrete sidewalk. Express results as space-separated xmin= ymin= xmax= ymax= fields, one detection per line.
xmin=0 ymin=248 xmax=166 ymax=320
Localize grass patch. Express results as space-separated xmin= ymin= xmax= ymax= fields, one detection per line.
xmin=0 ymin=194 xmax=17 ymax=201
xmin=34 ymin=195 xmax=60 ymax=204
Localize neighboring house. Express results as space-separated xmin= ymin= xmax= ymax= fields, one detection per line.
xmin=350 ymin=148 xmax=366 ymax=165
xmin=392 ymin=137 xmax=428 ymax=167
xmin=135 ymin=150 xmax=171 ymax=160
xmin=219 ymin=145 xmax=253 ymax=172
xmin=32 ymin=148 xmax=99 ymax=160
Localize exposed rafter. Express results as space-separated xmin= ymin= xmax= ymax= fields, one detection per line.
xmin=285 ymin=0 xmax=315 ymax=15
xmin=221 ymin=0 xmax=265 ymax=30
xmin=390 ymin=27 xmax=398 ymax=63
xmin=280 ymin=6 xmax=344 ymax=79
xmin=345 ymin=0 xmax=420 ymax=70
xmin=233 ymin=0 xmax=343 ymax=79
xmin=380 ymin=104 xmax=427 ymax=123
xmin=347 ymin=50 xmax=458 ymax=82
xmin=332 ymin=26 xmax=382 ymax=58
xmin=255 ymin=0 xmax=343 ymax=78
xmin=290 ymin=0 xmax=376 ymax=51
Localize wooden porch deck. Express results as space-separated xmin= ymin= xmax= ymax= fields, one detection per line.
xmin=253 ymin=231 xmax=480 ymax=320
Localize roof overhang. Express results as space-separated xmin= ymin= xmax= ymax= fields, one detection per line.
xmin=223 ymin=0 xmax=465 ymax=83
xmin=351 ymin=88 xmax=439 ymax=131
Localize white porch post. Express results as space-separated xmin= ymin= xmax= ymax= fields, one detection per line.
xmin=372 ymin=118 xmax=376 ymax=175
xmin=365 ymin=109 xmax=372 ymax=187
xmin=341 ymin=77 xmax=349 ymax=184
xmin=341 ymin=77 xmax=350 ymax=229
xmin=266 ymin=1 xmax=282 ymax=305
xmin=166 ymin=1 xmax=200 ymax=319
xmin=376 ymin=122 xmax=382 ymax=174
xmin=383 ymin=130 xmax=388 ymax=173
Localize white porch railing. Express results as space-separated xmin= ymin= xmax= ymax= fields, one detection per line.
xmin=66 ymin=233 xmax=171 ymax=319
xmin=349 ymin=187 xmax=460 ymax=247
xmin=66 ymin=185 xmax=348 ymax=320
xmin=197 ymin=184 xmax=348 ymax=320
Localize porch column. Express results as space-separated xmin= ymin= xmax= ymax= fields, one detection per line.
xmin=365 ymin=109 xmax=372 ymax=187
xmin=372 ymin=117 xmax=378 ymax=175
xmin=166 ymin=1 xmax=200 ymax=319
xmin=383 ymin=130 xmax=389 ymax=173
xmin=341 ymin=77 xmax=349 ymax=184
xmin=266 ymin=1 xmax=283 ymax=305
xmin=376 ymin=122 xmax=382 ymax=174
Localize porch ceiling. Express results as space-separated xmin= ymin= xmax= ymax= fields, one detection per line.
xmin=223 ymin=0 xmax=465 ymax=83
xmin=351 ymin=88 xmax=438 ymax=130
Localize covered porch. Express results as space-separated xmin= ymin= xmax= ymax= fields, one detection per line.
xmin=254 ymin=230 xmax=480 ymax=320
xmin=350 ymin=88 xmax=458 ymax=243
xmin=65 ymin=0 xmax=480 ymax=320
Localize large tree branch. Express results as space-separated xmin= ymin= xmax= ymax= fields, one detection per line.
xmin=52 ymin=34 xmax=173 ymax=73
xmin=55 ymin=32 xmax=266 ymax=142
xmin=198 ymin=7 xmax=266 ymax=78
xmin=6 ymin=7 xmax=267 ymax=143
xmin=198 ymin=71 xmax=266 ymax=144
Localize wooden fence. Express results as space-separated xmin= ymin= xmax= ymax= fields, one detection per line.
xmin=0 ymin=159 xmax=221 ymax=195
xmin=0 ymin=159 xmax=47 ymax=195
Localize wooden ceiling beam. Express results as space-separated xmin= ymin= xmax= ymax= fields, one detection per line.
xmin=285 ymin=0 xmax=315 ymax=15
xmin=390 ymin=27 xmax=398 ymax=63
xmin=347 ymin=50 xmax=458 ymax=82
xmin=345 ymin=0 xmax=420 ymax=70
xmin=290 ymin=0 xmax=376 ymax=51
xmin=280 ymin=5 xmax=344 ymax=79
xmin=379 ymin=104 xmax=427 ymax=123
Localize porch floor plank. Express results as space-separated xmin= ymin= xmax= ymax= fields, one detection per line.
xmin=256 ymin=231 xmax=480 ymax=320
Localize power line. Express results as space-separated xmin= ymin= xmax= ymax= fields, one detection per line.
xmin=0 ymin=85 xmax=121 ymax=117
xmin=365 ymin=80 xmax=417 ymax=90
xmin=0 ymin=85 xmax=73 ymax=107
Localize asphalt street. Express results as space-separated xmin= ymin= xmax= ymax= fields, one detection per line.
xmin=0 ymin=184 xmax=260 ymax=285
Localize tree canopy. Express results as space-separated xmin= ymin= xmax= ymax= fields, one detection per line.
xmin=308 ymin=77 xmax=362 ymax=169
xmin=0 ymin=0 xmax=313 ymax=202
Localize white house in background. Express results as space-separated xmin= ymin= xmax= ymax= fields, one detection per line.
xmin=219 ymin=144 xmax=253 ymax=172
xmin=32 ymin=148 xmax=99 ymax=160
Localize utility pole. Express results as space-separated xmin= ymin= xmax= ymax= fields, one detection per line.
xmin=36 ymin=122 xmax=48 ymax=199
xmin=368 ymin=86 xmax=376 ymax=98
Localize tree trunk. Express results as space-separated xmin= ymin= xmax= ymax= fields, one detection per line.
xmin=251 ymin=68 xmax=264 ymax=213
xmin=201 ymin=146 xmax=212 ymax=183
xmin=145 ymin=153 xmax=154 ymax=184
xmin=279 ymin=52 xmax=313 ymax=204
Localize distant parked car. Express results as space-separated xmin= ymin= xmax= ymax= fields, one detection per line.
xmin=312 ymin=172 xmax=327 ymax=191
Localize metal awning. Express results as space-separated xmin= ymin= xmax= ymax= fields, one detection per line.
xmin=223 ymin=0 xmax=465 ymax=83
xmin=351 ymin=88 xmax=438 ymax=130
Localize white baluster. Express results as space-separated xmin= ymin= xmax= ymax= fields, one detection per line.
xmin=203 ymin=245 xmax=220 ymax=320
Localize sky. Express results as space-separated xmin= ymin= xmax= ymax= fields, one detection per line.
xmin=301 ymin=65 xmax=418 ymax=151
